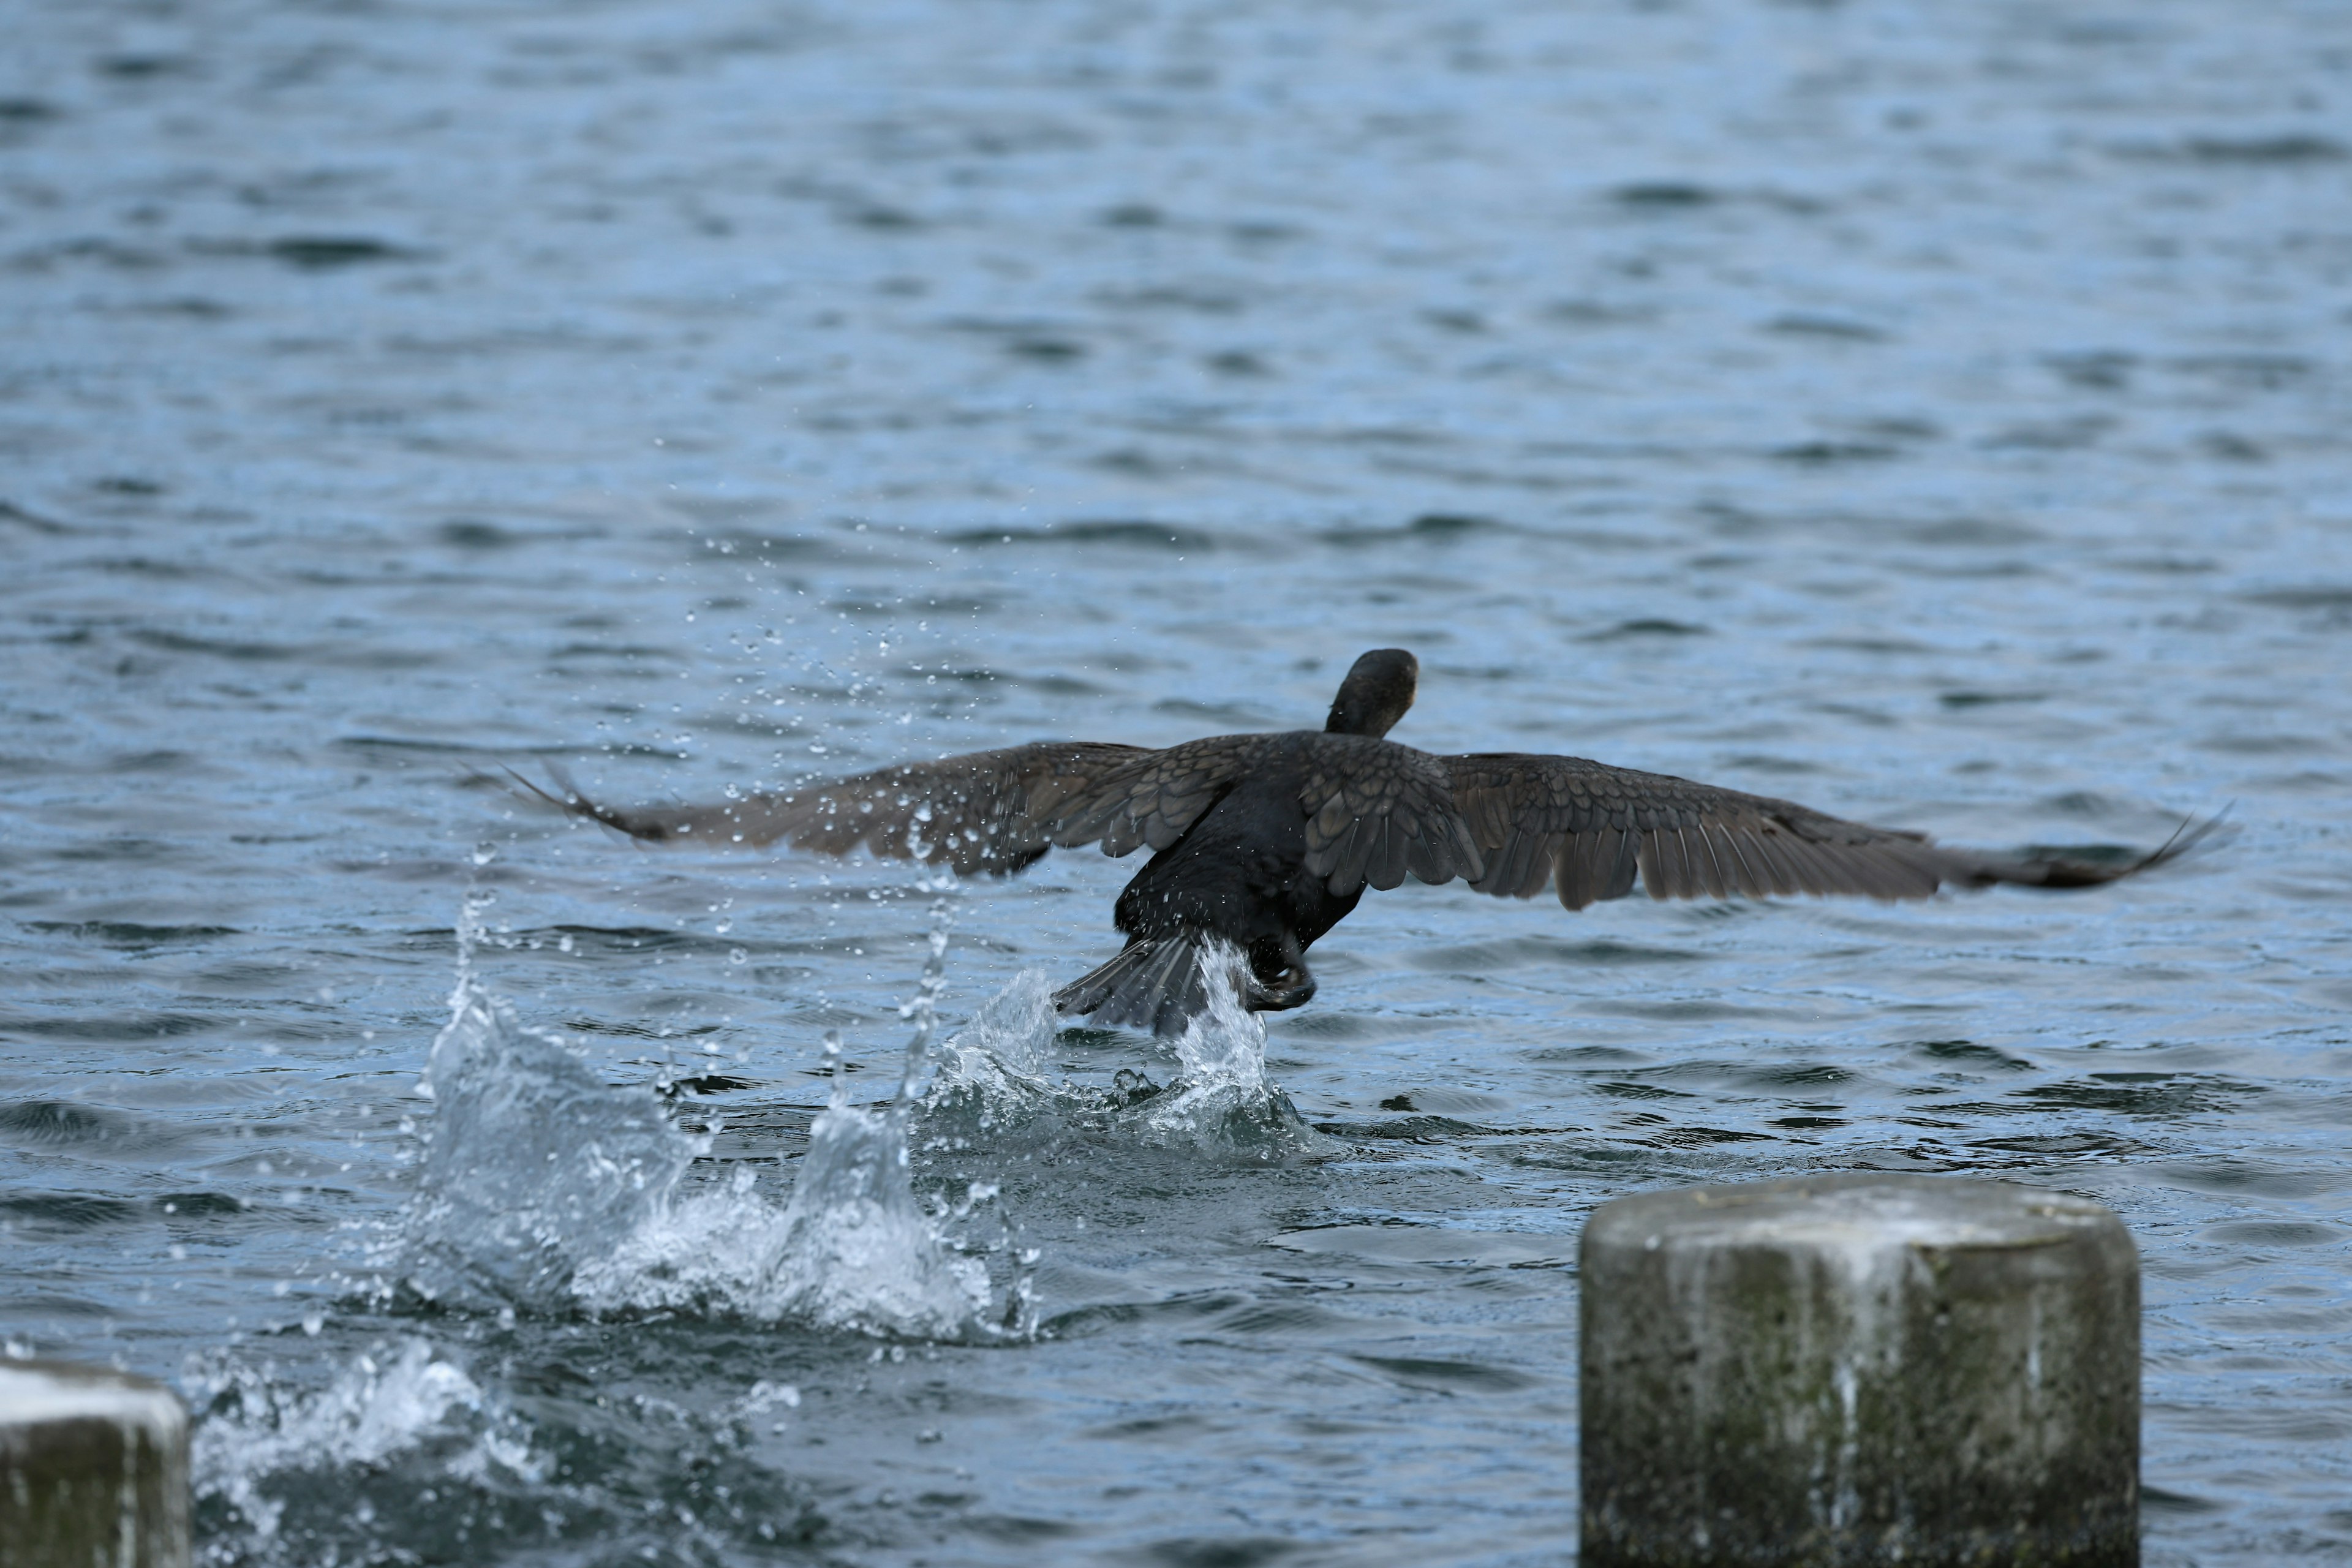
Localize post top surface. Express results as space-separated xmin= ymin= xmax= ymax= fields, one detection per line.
xmin=1585 ymin=1173 xmax=2127 ymax=1259
xmin=0 ymin=1357 xmax=187 ymax=1436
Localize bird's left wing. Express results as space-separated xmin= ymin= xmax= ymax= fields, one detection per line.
xmin=514 ymin=741 xmax=1154 ymax=876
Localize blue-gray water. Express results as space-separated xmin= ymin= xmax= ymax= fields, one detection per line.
xmin=5 ymin=0 xmax=2350 ymax=1562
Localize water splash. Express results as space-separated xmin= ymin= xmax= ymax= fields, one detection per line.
xmin=922 ymin=941 xmax=1339 ymax=1160
xmin=189 ymin=1340 xmax=536 ymax=1547
xmin=889 ymin=890 xmax=957 ymax=1102
xmin=401 ymin=886 xmax=1021 ymax=1340
xmin=410 ymin=857 xmax=692 ymax=1294
xmin=402 ymin=974 xmax=701 ymax=1309
xmin=1129 ymin=941 xmax=1338 ymax=1156
xmin=926 ymin=968 xmax=1063 ymax=1116
xmin=573 ymin=892 xmax=1016 ymax=1338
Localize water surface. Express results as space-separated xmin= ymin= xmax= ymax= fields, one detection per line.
xmin=4 ymin=0 xmax=2350 ymax=1562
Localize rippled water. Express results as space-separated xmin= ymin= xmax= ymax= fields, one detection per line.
xmin=6 ymin=0 xmax=2350 ymax=1562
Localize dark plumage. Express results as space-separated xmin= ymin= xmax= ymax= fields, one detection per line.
xmin=518 ymin=648 xmax=2209 ymax=1035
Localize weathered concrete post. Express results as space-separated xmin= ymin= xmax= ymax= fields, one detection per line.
xmin=1580 ymin=1174 xmax=2139 ymax=1567
xmin=0 ymin=1359 xmax=192 ymax=1568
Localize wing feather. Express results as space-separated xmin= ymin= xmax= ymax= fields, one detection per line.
xmin=1657 ymin=826 xmax=1694 ymax=898
xmin=1777 ymin=832 xmax=1855 ymax=895
xmin=1709 ymin=823 xmax=1768 ymax=899
xmin=1683 ymin=824 xmax=1731 ymax=899
xmin=1744 ymin=827 xmax=1806 ymax=896
xmin=1553 ymin=834 xmax=1597 ymax=909
xmin=1634 ymin=829 xmax=1669 ymax=900
xmin=1504 ymin=828 xmax=1553 ymax=899
xmin=1370 ymin=816 xmax=1410 ymax=892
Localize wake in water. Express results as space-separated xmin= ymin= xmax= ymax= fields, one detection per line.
xmin=394 ymin=884 xmax=1020 ymax=1341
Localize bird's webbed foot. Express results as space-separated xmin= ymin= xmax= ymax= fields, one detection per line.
xmin=1241 ymin=937 xmax=1317 ymax=1012
xmin=1243 ymin=966 xmax=1317 ymax=1012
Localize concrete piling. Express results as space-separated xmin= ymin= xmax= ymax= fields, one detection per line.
xmin=0 ymin=1359 xmax=191 ymax=1568
xmin=1580 ymin=1174 xmax=2139 ymax=1567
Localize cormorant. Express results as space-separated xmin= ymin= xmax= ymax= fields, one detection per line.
xmin=518 ymin=649 xmax=2204 ymax=1035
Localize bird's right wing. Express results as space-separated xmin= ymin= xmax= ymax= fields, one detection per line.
xmin=515 ymin=741 xmax=1156 ymax=876
xmin=1441 ymin=752 xmax=2205 ymax=909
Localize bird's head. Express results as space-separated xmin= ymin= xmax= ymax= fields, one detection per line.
xmin=1325 ymin=649 xmax=1419 ymax=737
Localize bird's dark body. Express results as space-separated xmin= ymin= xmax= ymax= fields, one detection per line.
xmin=526 ymin=646 xmax=2208 ymax=1038
xmin=1111 ymin=748 xmax=1365 ymax=994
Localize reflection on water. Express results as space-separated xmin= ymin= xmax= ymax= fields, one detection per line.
xmin=4 ymin=0 xmax=2351 ymax=1561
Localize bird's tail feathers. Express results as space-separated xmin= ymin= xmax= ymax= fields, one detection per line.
xmin=1053 ymin=933 xmax=1253 ymax=1038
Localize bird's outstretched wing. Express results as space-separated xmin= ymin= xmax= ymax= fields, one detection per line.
xmin=512 ymin=742 xmax=1153 ymax=876
xmin=1441 ymin=752 xmax=2211 ymax=910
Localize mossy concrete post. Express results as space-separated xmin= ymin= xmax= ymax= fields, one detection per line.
xmin=0 ymin=1359 xmax=191 ymax=1568
xmin=1580 ymin=1174 xmax=2138 ymax=1567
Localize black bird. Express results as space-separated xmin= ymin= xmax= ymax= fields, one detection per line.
xmin=519 ymin=649 xmax=2204 ymax=1035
